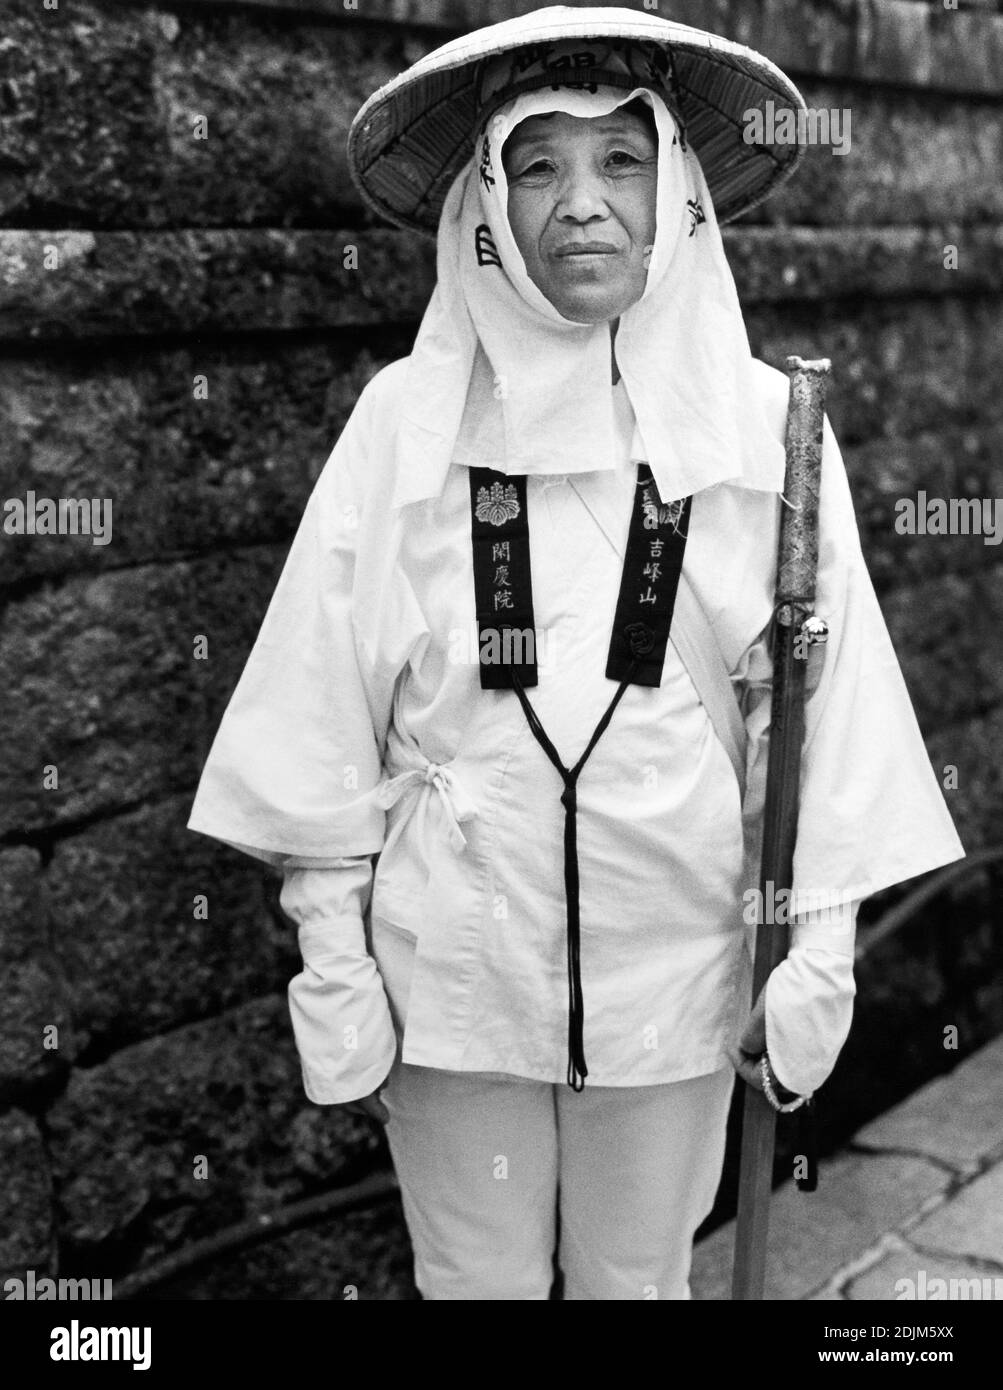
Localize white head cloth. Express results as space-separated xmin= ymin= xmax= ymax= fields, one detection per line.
xmin=391 ymin=50 xmax=786 ymax=508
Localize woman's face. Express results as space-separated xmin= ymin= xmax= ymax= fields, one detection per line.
xmin=503 ymin=107 xmax=658 ymax=324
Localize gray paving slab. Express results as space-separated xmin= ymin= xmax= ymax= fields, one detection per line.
xmin=907 ymin=1163 xmax=1003 ymax=1267
xmin=847 ymin=1244 xmax=1003 ymax=1301
xmin=853 ymin=1036 xmax=1003 ymax=1172
xmin=692 ymin=1151 xmax=949 ymax=1300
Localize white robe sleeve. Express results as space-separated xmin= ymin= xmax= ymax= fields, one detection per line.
xmin=280 ymin=860 xmax=398 ymax=1105
xmin=740 ymin=413 xmax=965 ymax=913
xmin=187 ymin=368 xmax=425 ymax=863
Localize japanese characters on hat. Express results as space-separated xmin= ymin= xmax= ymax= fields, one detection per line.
xmin=348 ymin=4 xmax=809 ymax=235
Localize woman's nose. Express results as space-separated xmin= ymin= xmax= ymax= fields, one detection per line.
xmin=555 ymin=169 xmax=609 ymax=223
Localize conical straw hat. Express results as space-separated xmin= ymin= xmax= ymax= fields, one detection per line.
xmin=348 ymin=5 xmax=808 ymax=236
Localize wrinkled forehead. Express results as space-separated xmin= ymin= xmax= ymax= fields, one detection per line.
xmin=503 ymin=103 xmax=658 ymax=156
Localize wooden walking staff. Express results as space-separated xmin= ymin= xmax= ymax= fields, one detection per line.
xmin=731 ymin=355 xmax=831 ymax=1301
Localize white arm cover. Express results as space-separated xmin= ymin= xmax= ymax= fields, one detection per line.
xmin=280 ymin=859 xmax=398 ymax=1105
xmin=764 ymin=898 xmax=860 ymax=1097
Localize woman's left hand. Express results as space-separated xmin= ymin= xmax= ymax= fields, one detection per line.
xmin=726 ymin=988 xmax=767 ymax=1092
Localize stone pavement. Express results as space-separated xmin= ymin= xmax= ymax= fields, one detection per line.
xmin=691 ymin=1034 xmax=1003 ymax=1300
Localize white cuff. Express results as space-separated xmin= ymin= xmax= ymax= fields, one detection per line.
xmin=281 ymin=862 xmax=398 ymax=1105
xmin=764 ymin=900 xmax=860 ymax=1097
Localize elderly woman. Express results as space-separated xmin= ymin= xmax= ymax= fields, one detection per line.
xmin=189 ymin=8 xmax=963 ymax=1300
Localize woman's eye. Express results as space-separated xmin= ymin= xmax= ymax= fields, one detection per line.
xmin=606 ymin=149 xmax=641 ymax=168
xmin=513 ymin=159 xmax=554 ymax=178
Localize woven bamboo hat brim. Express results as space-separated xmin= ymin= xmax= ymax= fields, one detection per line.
xmin=348 ymin=5 xmax=808 ymax=236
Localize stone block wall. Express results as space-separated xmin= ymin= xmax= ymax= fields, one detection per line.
xmin=1 ymin=0 xmax=1000 ymax=1298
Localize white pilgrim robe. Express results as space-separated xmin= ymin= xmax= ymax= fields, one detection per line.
xmin=188 ymin=355 xmax=965 ymax=1101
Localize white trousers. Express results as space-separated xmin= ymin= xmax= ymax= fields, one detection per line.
xmin=382 ymin=1059 xmax=734 ymax=1300
xmin=373 ymin=916 xmax=735 ymax=1299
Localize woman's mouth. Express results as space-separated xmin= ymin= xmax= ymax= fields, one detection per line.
xmin=554 ymin=242 xmax=619 ymax=257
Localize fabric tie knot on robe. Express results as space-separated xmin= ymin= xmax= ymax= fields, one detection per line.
xmin=375 ymin=759 xmax=479 ymax=854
